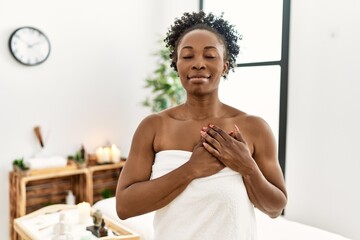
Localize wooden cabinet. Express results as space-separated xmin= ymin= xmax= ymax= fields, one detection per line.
xmin=9 ymin=162 xmax=125 ymax=240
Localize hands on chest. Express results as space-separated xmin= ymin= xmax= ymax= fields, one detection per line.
xmin=200 ymin=124 xmax=255 ymax=176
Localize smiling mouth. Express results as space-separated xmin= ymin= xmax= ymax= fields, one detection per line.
xmin=187 ymin=75 xmax=211 ymax=83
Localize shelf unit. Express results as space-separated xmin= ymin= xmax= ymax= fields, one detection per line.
xmin=9 ymin=161 xmax=125 ymax=240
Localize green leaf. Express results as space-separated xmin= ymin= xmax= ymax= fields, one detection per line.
xmin=143 ymin=38 xmax=186 ymax=112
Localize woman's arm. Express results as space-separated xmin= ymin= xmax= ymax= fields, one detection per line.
xmin=116 ymin=114 xmax=224 ymax=219
xmin=241 ymin=117 xmax=287 ymax=218
xmin=201 ymin=119 xmax=287 ymax=218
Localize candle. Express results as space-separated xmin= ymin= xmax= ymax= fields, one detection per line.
xmin=103 ymin=147 xmax=110 ymax=163
xmin=96 ymin=147 xmax=104 ymax=164
xmin=78 ymin=202 xmax=91 ymax=224
xmin=111 ymin=144 xmax=121 ymax=163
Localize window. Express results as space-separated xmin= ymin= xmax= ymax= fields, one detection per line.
xmin=200 ymin=0 xmax=290 ymax=174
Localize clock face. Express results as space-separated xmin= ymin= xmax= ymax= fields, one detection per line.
xmin=9 ymin=27 xmax=51 ymax=66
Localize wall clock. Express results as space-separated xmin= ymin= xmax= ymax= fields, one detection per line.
xmin=8 ymin=26 xmax=51 ymax=66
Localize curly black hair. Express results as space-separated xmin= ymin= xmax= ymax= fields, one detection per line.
xmin=164 ymin=11 xmax=241 ymax=78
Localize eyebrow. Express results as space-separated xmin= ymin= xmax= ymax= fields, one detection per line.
xmin=180 ymin=46 xmax=218 ymax=50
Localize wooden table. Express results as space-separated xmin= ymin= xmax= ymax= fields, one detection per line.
xmin=13 ymin=204 xmax=140 ymax=240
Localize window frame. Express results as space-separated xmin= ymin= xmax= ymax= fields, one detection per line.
xmin=199 ymin=0 xmax=291 ymax=176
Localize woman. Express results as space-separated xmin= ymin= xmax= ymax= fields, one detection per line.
xmin=116 ymin=11 xmax=287 ymax=240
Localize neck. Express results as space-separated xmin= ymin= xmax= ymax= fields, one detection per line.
xmin=183 ymin=93 xmax=224 ymax=120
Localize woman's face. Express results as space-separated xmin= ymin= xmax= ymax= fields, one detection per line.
xmin=176 ymin=29 xmax=228 ymax=96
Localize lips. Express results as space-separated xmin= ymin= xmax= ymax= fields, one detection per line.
xmin=188 ymin=74 xmax=210 ymax=79
xmin=187 ymin=74 xmax=211 ymax=83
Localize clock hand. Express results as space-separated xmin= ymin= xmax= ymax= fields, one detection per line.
xmin=29 ymin=41 xmax=41 ymax=48
xmin=17 ymin=37 xmax=31 ymax=47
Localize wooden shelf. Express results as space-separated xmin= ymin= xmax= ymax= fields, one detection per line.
xmin=9 ymin=161 xmax=125 ymax=240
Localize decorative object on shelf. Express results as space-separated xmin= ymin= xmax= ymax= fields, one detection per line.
xmin=66 ymin=190 xmax=76 ymax=205
xmin=98 ymin=219 xmax=108 ymax=237
xmin=101 ymin=188 xmax=114 ymax=199
xmin=68 ymin=145 xmax=87 ymax=168
xmin=53 ymin=213 xmax=73 ymax=240
xmin=110 ymin=144 xmax=121 ymax=163
xmin=12 ymin=158 xmax=29 ymax=171
xmin=86 ymin=212 xmax=108 ymax=237
xmin=8 ymin=26 xmax=51 ymax=66
xmin=86 ymin=154 xmax=98 ymax=166
xmin=143 ymin=39 xmax=186 ymax=112
xmin=77 ymin=202 xmax=91 ymax=224
xmin=95 ymin=144 xmax=121 ymax=164
xmin=25 ymin=156 xmax=68 ymax=170
xmin=92 ymin=209 xmax=103 ymax=228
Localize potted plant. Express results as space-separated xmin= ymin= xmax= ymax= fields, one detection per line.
xmin=12 ymin=158 xmax=29 ymax=172
xmin=143 ymin=40 xmax=186 ymax=112
xmin=68 ymin=145 xmax=87 ymax=168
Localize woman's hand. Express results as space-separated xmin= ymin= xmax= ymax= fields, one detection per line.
xmin=185 ymin=138 xmax=225 ymax=179
xmin=201 ymin=123 xmax=287 ymax=218
xmin=201 ymin=124 xmax=256 ymax=177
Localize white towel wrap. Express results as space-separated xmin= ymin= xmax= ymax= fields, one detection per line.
xmin=151 ymin=150 xmax=257 ymax=240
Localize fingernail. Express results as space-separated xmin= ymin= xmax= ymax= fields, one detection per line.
xmin=234 ymin=124 xmax=239 ymax=131
xmin=201 ymin=127 xmax=208 ymax=131
xmin=208 ymin=124 xmax=214 ymax=128
xmin=200 ymin=130 xmax=206 ymax=136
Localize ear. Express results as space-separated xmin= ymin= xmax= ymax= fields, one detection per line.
xmin=222 ymin=61 xmax=229 ymax=76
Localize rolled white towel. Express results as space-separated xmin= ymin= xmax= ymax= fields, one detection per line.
xmin=25 ymin=156 xmax=67 ymax=170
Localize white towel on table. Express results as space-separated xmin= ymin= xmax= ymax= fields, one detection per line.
xmin=151 ymin=150 xmax=257 ymax=240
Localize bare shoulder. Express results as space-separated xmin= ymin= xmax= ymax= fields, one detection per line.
xmin=133 ymin=110 xmax=176 ymax=146
xmin=222 ymin=103 xmax=270 ymax=133
xmin=131 ymin=113 xmax=164 ymax=149
xmin=241 ymin=114 xmax=273 ymax=135
xmin=225 ymin=105 xmax=275 ymax=154
xmin=139 ymin=112 xmax=160 ymax=125
xmin=136 ymin=112 xmax=165 ymax=132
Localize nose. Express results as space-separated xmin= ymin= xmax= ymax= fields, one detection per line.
xmin=191 ymin=58 xmax=206 ymax=70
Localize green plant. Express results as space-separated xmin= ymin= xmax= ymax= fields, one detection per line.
xmin=12 ymin=158 xmax=29 ymax=170
xmin=143 ymin=41 xmax=186 ymax=112
xmin=68 ymin=145 xmax=86 ymax=164
xmin=101 ymin=188 xmax=113 ymax=199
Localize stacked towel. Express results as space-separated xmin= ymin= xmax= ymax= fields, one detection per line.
xmin=25 ymin=156 xmax=67 ymax=169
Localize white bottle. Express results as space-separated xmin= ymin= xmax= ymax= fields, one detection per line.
xmin=53 ymin=213 xmax=73 ymax=240
xmin=66 ymin=190 xmax=75 ymax=205
xmin=52 ymin=222 xmax=73 ymax=240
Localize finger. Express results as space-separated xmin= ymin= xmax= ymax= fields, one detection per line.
xmin=193 ymin=136 xmax=204 ymax=149
xmin=234 ymin=124 xmax=245 ymax=143
xmin=208 ymin=124 xmax=231 ymax=141
xmin=229 ymin=131 xmax=234 ymax=138
xmin=201 ymin=130 xmax=222 ymax=150
xmin=202 ymin=141 xmax=220 ymax=158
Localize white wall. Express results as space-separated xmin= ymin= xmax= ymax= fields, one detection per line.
xmin=0 ymin=0 xmax=197 ymax=238
xmin=286 ymin=0 xmax=360 ymax=239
